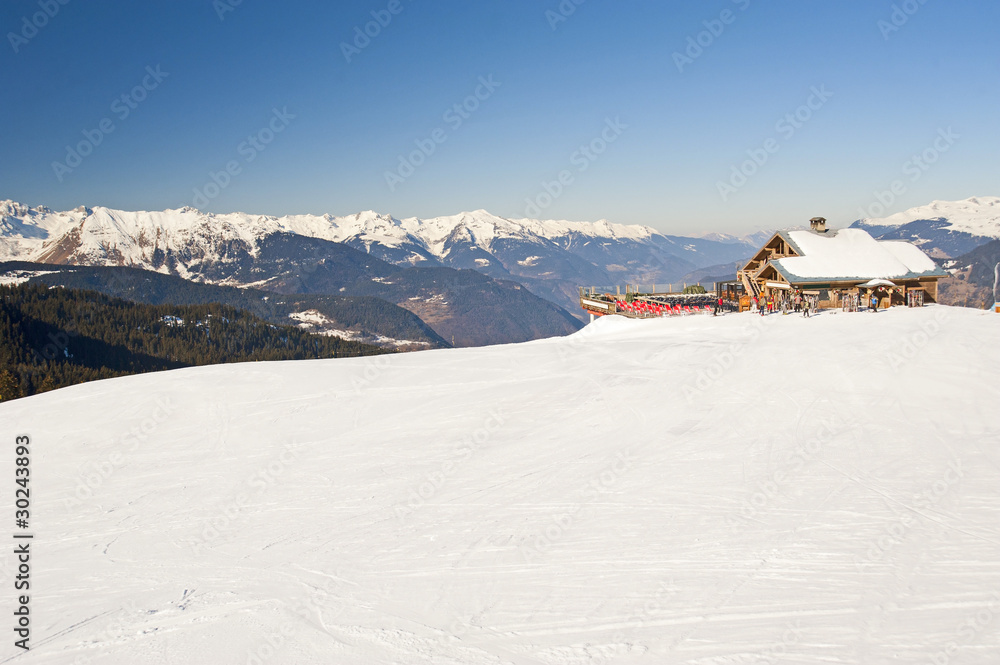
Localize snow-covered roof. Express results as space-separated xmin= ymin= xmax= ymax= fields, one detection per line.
xmin=769 ymin=228 xmax=947 ymax=283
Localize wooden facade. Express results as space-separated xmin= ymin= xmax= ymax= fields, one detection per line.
xmin=735 ymin=224 xmax=948 ymax=312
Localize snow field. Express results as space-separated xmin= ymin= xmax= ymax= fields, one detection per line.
xmin=1 ymin=305 xmax=998 ymax=663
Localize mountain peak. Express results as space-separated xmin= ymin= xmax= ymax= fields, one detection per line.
xmin=0 ymin=200 xmax=33 ymax=217
xmin=858 ymin=196 xmax=1000 ymax=239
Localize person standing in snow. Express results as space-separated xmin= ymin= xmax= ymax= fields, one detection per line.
xmin=870 ymin=293 xmax=878 ymax=312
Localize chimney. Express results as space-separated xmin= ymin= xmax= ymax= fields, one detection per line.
xmin=809 ymin=217 xmax=827 ymax=233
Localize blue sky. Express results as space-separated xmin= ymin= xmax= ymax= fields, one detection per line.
xmin=2 ymin=0 xmax=997 ymax=235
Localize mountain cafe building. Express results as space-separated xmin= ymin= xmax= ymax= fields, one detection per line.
xmin=727 ymin=217 xmax=949 ymax=312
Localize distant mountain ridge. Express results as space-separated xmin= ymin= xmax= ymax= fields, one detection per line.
xmin=0 ymin=200 xmax=751 ymax=271
xmin=851 ymin=196 xmax=1000 ymax=258
xmin=0 ymin=201 xmax=757 ymax=320
xmin=934 ymin=239 xmax=1000 ymax=309
xmin=947 ymin=239 xmax=1000 ymax=290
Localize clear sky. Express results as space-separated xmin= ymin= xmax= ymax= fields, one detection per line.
xmin=2 ymin=0 xmax=997 ymax=235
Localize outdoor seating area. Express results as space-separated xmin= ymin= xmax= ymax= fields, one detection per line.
xmin=611 ymin=298 xmax=716 ymax=317
xmin=578 ymin=288 xmax=725 ymax=319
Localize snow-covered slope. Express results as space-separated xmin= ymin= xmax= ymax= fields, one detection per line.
xmin=853 ymin=196 xmax=1000 ymax=258
xmin=3 ymin=306 xmax=998 ymax=663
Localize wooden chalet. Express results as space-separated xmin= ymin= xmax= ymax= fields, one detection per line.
xmin=735 ymin=217 xmax=948 ymax=311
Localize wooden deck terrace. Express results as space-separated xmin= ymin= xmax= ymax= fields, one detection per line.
xmin=579 ymin=292 xmax=724 ymax=319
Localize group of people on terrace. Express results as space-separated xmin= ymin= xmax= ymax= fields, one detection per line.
xmin=751 ymin=291 xmax=817 ymax=317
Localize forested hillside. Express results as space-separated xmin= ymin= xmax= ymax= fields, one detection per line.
xmin=0 ymin=261 xmax=447 ymax=348
xmin=0 ymin=283 xmax=387 ymax=401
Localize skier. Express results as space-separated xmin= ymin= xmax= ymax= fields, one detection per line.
xmin=870 ymin=293 xmax=878 ymax=313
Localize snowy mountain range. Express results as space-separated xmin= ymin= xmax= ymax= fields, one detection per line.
xmin=0 ymin=201 xmax=757 ymax=320
xmin=3 ymin=196 xmax=998 ymax=321
xmin=852 ymin=196 xmax=1000 ymax=258
xmin=0 ymin=202 xmax=593 ymax=346
xmin=0 ymin=201 xmax=749 ymax=275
